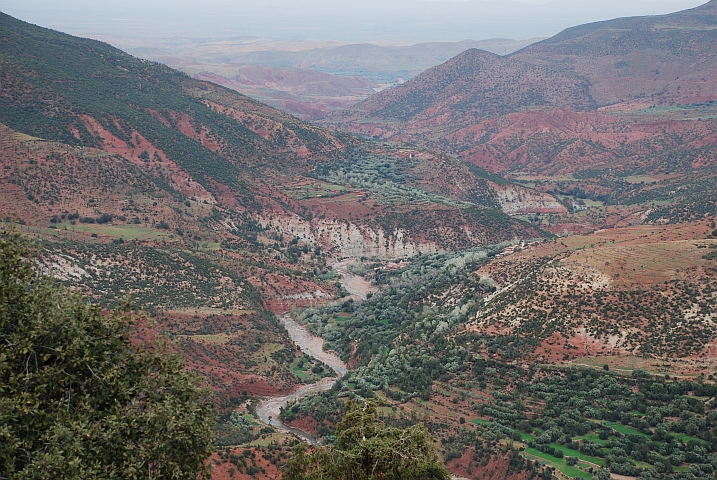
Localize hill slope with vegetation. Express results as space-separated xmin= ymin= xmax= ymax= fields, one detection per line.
xmin=319 ymin=1 xmax=717 ymax=229
xmin=0 ymin=11 xmax=554 ymax=421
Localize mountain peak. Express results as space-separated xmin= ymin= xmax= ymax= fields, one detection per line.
xmin=322 ymin=45 xmax=594 ymax=128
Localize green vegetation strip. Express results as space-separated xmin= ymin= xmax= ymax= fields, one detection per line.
xmin=525 ymin=449 xmax=592 ymax=479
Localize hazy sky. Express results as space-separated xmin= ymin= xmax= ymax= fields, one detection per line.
xmin=0 ymin=0 xmax=709 ymax=43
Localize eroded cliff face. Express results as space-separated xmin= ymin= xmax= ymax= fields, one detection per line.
xmin=492 ymin=184 xmax=567 ymax=215
xmin=259 ymin=215 xmax=441 ymax=260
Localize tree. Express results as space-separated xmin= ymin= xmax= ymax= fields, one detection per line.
xmin=282 ymin=400 xmax=450 ymax=480
xmin=0 ymin=228 xmax=215 ymax=478
xmin=591 ymin=469 xmax=611 ymax=480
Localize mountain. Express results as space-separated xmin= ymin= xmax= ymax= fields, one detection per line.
xmin=115 ymin=37 xmax=542 ymax=84
xmin=320 ymin=2 xmax=717 ymax=227
xmin=323 ymin=48 xmax=596 ymax=135
xmin=228 ymin=39 xmax=542 ymax=82
xmin=6 ymin=8 xmax=717 ymax=480
xmin=102 ymin=36 xmax=541 ymax=120
xmin=511 ymin=0 xmax=717 ymax=106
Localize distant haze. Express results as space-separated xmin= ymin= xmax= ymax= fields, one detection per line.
xmin=0 ymin=0 xmax=709 ymax=43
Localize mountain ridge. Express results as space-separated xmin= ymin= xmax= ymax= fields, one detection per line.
xmin=318 ymin=1 xmax=717 ymax=228
xmin=322 ymin=48 xmax=596 ymax=134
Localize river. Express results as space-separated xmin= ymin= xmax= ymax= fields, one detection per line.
xmin=255 ymin=260 xmax=373 ymax=443
xmin=256 ymin=314 xmax=348 ymax=444
xmin=331 ymin=259 xmax=377 ymax=301
xmin=254 ymin=262 xmax=464 ymax=478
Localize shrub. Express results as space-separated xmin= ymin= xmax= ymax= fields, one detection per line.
xmin=0 ymin=229 xmax=216 ymax=477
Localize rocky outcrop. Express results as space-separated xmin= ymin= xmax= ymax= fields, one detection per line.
xmin=259 ymin=215 xmax=441 ymax=260
xmin=492 ymin=184 xmax=567 ymax=215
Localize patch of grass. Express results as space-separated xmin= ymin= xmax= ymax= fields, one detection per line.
xmin=671 ymin=433 xmax=709 ymax=444
xmin=291 ymin=366 xmax=310 ymax=380
xmin=577 ymin=433 xmax=610 ymax=446
xmin=470 ymin=418 xmax=491 ymax=425
xmin=246 ymin=433 xmax=293 ymax=447
xmin=605 ymin=421 xmax=651 ymax=438
xmin=525 ymin=448 xmax=592 ymax=479
xmin=517 ymin=431 xmax=535 ymax=442
xmin=65 ymin=223 xmax=169 ymax=240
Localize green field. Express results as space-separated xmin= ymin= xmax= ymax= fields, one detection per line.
xmin=604 ymin=421 xmax=651 ymax=438
xmin=577 ymin=433 xmax=610 ymax=446
xmin=549 ymin=444 xmax=606 ymax=468
xmin=525 ymin=448 xmax=592 ymax=479
xmin=62 ymin=223 xmax=170 ymax=240
xmin=279 ymin=182 xmax=348 ymax=199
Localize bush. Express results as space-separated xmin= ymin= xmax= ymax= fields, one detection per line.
xmin=96 ymin=213 xmax=113 ymax=224
xmin=0 ymin=228 xmax=216 ymax=478
xmin=283 ymin=400 xmax=450 ymax=480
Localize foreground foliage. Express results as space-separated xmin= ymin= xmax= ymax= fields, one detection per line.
xmin=0 ymin=229 xmax=215 ymax=479
xmin=282 ymin=401 xmax=450 ymax=480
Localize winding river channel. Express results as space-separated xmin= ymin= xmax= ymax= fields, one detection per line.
xmin=255 ymin=314 xmax=348 ymax=444
xmin=256 ymin=261 xmax=375 ymax=443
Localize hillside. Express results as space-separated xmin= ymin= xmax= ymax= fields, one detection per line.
xmin=0 ymin=11 xmax=554 ymax=418
xmin=511 ymin=0 xmax=717 ymax=106
xmin=283 ymin=220 xmax=717 ymax=479
xmin=319 ymin=2 xmax=717 ymax=229
xmin=0 ymin=11 xmax=553 ymax=251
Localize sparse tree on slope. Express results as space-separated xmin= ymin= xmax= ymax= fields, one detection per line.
xmin=282 ymin=400 xmax=450 ymax=480
xmin=0 ymin=228 xmax=215 ymax=479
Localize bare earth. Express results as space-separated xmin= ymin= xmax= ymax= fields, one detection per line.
xmin=332 ymin=260 xmax=378 ymax=300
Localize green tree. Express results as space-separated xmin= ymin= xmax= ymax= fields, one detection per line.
xmin=591 ymin=469 xmax=611 ymax=480
xmin=282 ymin=400 xmax=450 ymax=480
xmin=0 ymin=228 xmax=215 ymax=479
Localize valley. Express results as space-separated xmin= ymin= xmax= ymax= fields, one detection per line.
xmin=2 ymin=2 xmax=717 ymax=480
xmin=96 ymin=36 xmax=541 ymax=120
